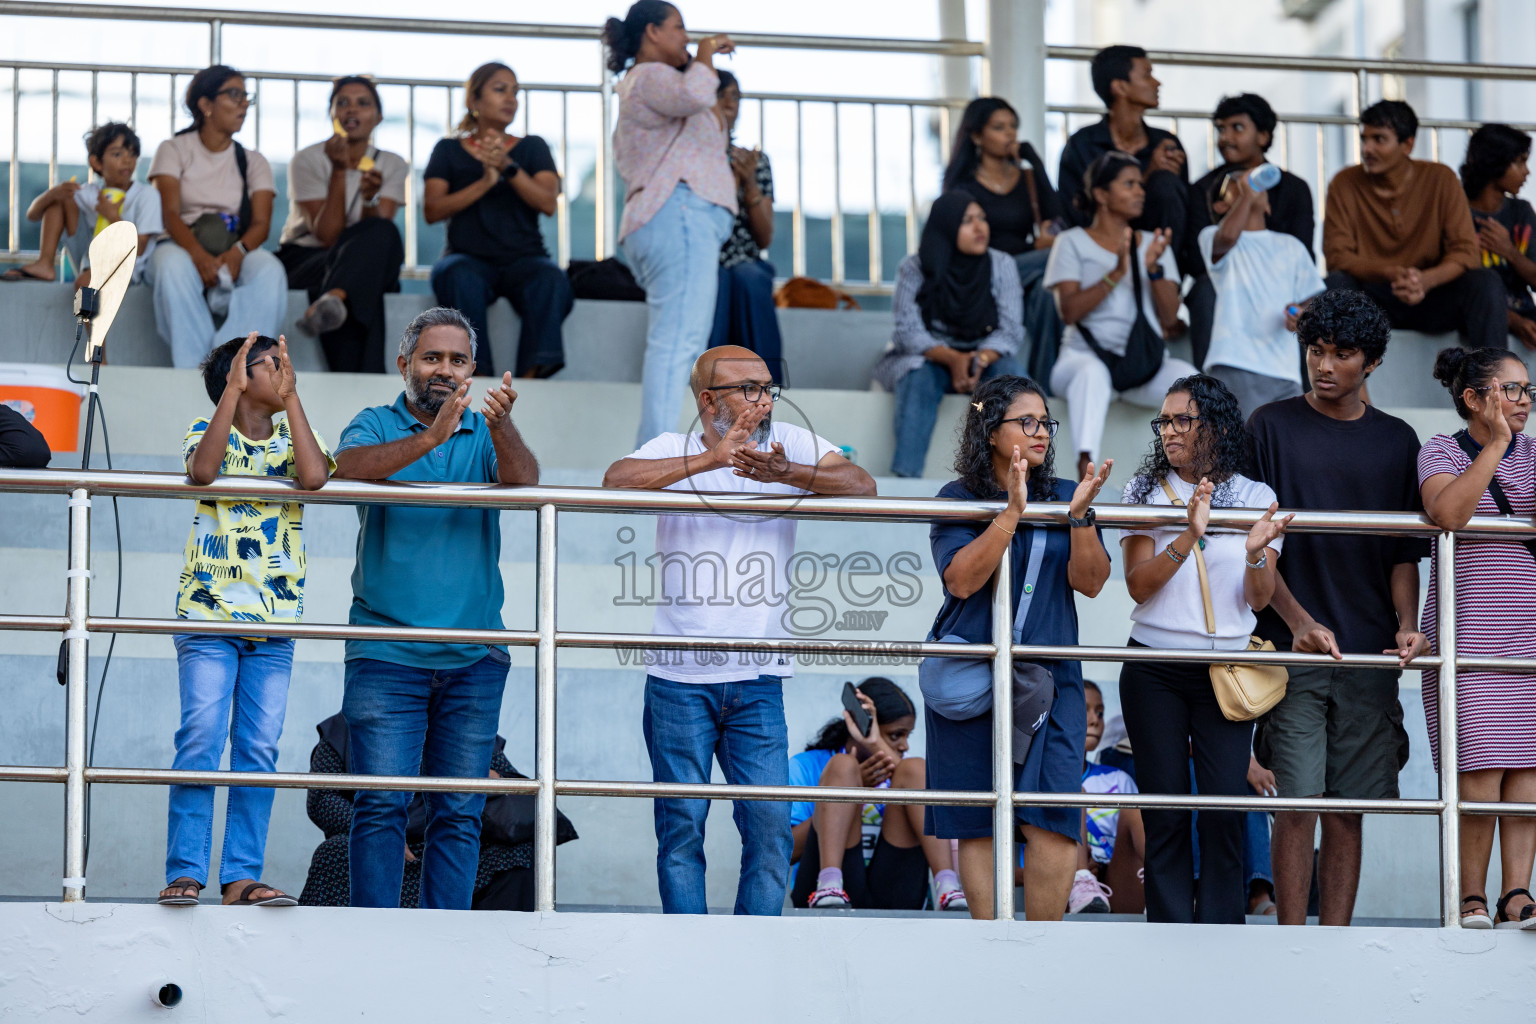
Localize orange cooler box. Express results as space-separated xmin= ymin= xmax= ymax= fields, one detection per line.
xmin=0 ymin=363 xmax=85 ymax=453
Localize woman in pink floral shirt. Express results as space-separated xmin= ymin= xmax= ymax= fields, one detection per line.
xmin=604 ymin=1 xmax=738 ymax=446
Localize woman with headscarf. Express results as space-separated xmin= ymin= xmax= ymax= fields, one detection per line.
xmin=873 ymin=191 xmax=1024 ymax=477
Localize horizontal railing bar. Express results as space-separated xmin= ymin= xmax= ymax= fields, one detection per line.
xmin=553 ymin=780 xmax=997 ymax=806
xmin=0 ymin=766 xmax=70 ymax=783
xmin=0 ymin=3 xmax=985 ymax=55
xmin=1460 ymin=801 xmax=1536 ymax=818
xmin=1047 ymin=43 xmax=1536 ymax=81
xmin=0 ymin=614 xmax=68 ymax=632
xmin=556 ymin=631 xmax=979 ymax=659
xmin=1013 ymin=643 xmax=1439 ymax=670
xmin=1012 ymin=791 xmax=1443 ymax=814
xmin=4 ymin=470 xmax=1515 ymax=537
xmin=1048 ymin=102 xmax=1536 ymax=135
xmin=87 ymin=766 xmax=540 ymax=794
xmin=86 ymin=616 xmax=540 ymax=647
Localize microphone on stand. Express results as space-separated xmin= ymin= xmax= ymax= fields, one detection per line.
xmin=75 ymin=219 xmax=137 ymax=472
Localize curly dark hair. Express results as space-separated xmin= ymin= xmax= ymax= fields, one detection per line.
xmin=1127 ymin=374 xmax=1254 ymax=505
xmin=953 ymin=375 xmax=1059 ymax=501
xmin=1212 ymin=93 xmax=1277 ymax=151
xmin=1295 ymin=289 xmax=1391 ymax=368
xmin=1432 ymin=345 xmax=1525 ymax=420
xmin=1460 ymin=123 xmax=1531 ymax=200
xmin=805 ymin=678 xmax=915 ymax=752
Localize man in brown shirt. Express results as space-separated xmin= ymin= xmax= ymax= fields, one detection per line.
xmin=1322 ymin=100 xmax=1504 ymax=348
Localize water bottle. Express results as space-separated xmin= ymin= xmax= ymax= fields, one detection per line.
xmin=1248 ymin=163 xmax=1281 ymax=193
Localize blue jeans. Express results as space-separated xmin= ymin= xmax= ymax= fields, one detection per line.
xmin=342 ymin=651 xmax=509 ymax=909
xmin=642 ymin=675 xmax=791 ymax=915
xmin=621 ymin=183 xmax=735 ymax=447
xmin=890 ymin=355 xmax=1026 ymax=477
xmin=146 ymin=241 xmax=288 ymax=368
xmin=166 ymin=634 xmax=294 ymax=887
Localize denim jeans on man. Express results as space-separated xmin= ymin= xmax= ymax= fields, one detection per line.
xmin=342 ymin=651 xmax=509 ymax=910
xmin=146 ymin=241 xmax=288 ymax=369
xmin=643 ymin=674 xmax=791 ymax=915
xmin=166 ymin=634 xmax=294 ymax=888
xmin=621 ymin=183 xmax=735 ymax=447
xmin=891 ymin=355 xmax=1026 ymax=477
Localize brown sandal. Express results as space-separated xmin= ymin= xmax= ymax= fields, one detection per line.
xmin=157 ymin=877 xmax=203 ymax=906
xmin=227 ymin=881 xmax=297 ymax=907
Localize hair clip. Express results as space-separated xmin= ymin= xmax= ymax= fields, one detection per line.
xmin=972 ymin=401 xmax=984 ymax=411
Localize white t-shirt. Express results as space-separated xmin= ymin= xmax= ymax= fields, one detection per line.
xmin=1199 ymin=226 xmax=1325 ymax=384
xmin=1119 ymin=472 xmax=1282 ymax=651
xmin=147 ymin=133 xmax=275 ymax=226
xmin=1044 ymin=227 xmax=1179 ymax=356
xmin=630 ymin=421 xmax=839 ymax=684
xmin=67 ymin=180 xmax=163 ymax=282
xmin=278 ymin=141 xmax=409 ymax=247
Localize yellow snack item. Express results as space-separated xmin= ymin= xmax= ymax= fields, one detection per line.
xmin=94 ymin=187 xmax=124 ymax=237
xmin=357 ymin=155 xmax=376 ymax=172
xmin=332 ymin=117 xmax=345 ymax=136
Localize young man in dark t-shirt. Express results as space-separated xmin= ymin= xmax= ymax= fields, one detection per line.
xmin=1246 ymin=288 xmax=1430 ymax=928
xmin=1058 ymin=46 xmax=1190 ymax=265
xmin=1184 ymin=93 xmax=1316 ymax=368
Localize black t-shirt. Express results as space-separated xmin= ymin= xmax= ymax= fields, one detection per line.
xmin=1471 ymin=196 xmax=1536 ymax=319
xmin=1186 ymin=162 xmax=1315 ymax=273
xmin=424 ymin=135 xmax=556 ymax=265
xmin=1247 ymin=396 xmax=1429 ymax=653
xmin=953 ymin=143 xmax=1062 ymax=255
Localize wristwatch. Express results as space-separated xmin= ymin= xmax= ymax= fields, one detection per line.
xmin=1147 ymin=265 xmax=1166 ymax=281
xmin=502 ymin=158 xmax=522 ymax=179
xmin=1065 ymin=507 xmax=1096 ymax=529
xmin=1245 ymin=552 xmax=1268 ymax=569
xmin=233 ymin=240 xmax=248 ymax=255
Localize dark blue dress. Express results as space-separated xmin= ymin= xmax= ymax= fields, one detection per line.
xmin=924 ymin=477 xmax=1098 ymax=840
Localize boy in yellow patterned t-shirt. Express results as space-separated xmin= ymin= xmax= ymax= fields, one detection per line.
xmin=160 ymin=332 xmax=333 ymax=910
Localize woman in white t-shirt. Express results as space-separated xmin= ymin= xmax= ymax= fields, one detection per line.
xmin=1045 ymin=151 xmax=1197 ymax=480
xmin=147 ymin=65 xmax=286 ymax=368
xmin=276 ymin=75 xmax=407 ymax=373
xmin=1117 ymin=373 xmax=1290 ymax=925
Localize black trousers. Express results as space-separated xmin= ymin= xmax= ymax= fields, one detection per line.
xmin=277 ymin=218 xmax=404 ymax=374
xmin=1325 ymin=267 xmax=1506 ymax=349
xmin=471 ymin=866 xmax=536 ymax=911
xmin=1118 ymin=643 xmax=1253 ymax=924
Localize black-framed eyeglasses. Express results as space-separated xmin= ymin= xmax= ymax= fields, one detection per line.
xmin=1477 ymin=382 xmax=1536 ymax=403
xmin=1151 ymin=414 xmax=1201 ymax=437
xmin=708 ymin=383 xmax=781 ymax=402
xmin=216 ymin=87 xmax=253 ymax=104
xmin=1000 ymin=415 xmax=1059 ymax=438
xmin=245 ymin=354 xmax=280 ymax=371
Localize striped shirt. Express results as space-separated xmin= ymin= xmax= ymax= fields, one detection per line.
xmin=871 ymin=250 xmax=1025 ymax=392
xmin=1419 ymin=431 xmax=1536 ymax=772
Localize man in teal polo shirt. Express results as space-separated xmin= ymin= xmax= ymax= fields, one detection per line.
xmin=333 ymin=306 xmax=539 ymax=910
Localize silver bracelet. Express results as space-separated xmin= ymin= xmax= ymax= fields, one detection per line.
xmin=1245 ymin=552 xmax=1268 ymax=570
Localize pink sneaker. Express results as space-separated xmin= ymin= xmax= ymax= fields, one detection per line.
xmin=808 ymin=886 xmax=851 ymax=908
xmin=1067 ymin=869 xmax=1112 ymax=914
xmin=938 ymin=887 xmax=969 ymax=912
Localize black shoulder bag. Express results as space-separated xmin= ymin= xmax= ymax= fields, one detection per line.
xmin=1453 ymin=428 xmax=1536 ymax=561
xmin=1075 ymin=236 xmax=1166 ymax=392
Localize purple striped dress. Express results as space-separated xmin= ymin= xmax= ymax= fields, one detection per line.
xmin=1419 ymin=431 xmax=1536 ymax=772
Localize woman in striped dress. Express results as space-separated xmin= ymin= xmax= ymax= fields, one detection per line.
xmin=1420 ymin=346 xmax=1536 ymax=930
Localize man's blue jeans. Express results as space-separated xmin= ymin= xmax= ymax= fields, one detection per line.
xmin=891 ymin=355 xmax=1027 ymax=477
xmin=342 ymin=651 xmax=509 ymax=909
xmin=642 ymin=675 xmax=791 ymax=915
xmin=166 ymin=634 xmax=294 ymax=888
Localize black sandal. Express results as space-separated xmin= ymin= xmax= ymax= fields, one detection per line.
xmin=227 ymin=881 xmax=297 ymax=907
xmin=1495 ymin=888 xmax=1536 ymax=930
xmin=157 ymin=877 xmax=203 ymax=906
xmin=1461 ymin=894 xmax=1494 ymax=930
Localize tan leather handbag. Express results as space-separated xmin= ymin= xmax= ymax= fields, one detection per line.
xmin=1160 ymin=479 xmax=1287 ymax=721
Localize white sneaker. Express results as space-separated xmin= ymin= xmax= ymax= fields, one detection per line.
xmin=1067 ymin=869 xmax=1112 ymax=915
xmin=938 ymin=886 xmax=969 ymax=912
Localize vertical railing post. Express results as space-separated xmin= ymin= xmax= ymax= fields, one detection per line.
xmin=209 ymin=19 xmax=222 ymax=65
xmin=598 ymin=56 xmax=616 ymax=262
xmin=990 ymin=548 xmax=1014 ymax=920
xmin=1436 ymin=529 xmax=1460 ymax=927
xmin=62 ymin=487 xmax=91 ymax=902
xmin=534 ymin=503 xmax=558 ymax=911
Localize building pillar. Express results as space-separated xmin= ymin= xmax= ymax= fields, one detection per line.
xmin=983 ymin=0 xmax=1047 ymax=147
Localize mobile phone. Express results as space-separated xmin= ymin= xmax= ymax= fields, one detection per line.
xmin=841 ymin=682 xmax=872 ymax=740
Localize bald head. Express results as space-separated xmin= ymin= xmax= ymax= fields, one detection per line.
xmin=690 ymin=346 xmax=770 ymax=396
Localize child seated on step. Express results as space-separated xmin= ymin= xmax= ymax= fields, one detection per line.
xmin=2 ymin=122 xmax=161 ymax=287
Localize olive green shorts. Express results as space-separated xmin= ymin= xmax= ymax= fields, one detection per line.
xmin=1254 ymin=664 xmax=1409 ymax=800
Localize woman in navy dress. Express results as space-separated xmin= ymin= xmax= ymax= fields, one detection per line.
xmin=925 ymin=374 xmax=1113 ymax=919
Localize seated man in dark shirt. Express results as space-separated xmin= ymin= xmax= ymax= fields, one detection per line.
xmin=1058 ymin=45 xmax=1190 ymax=272
xmin=1185 ymin=93 xmax=1316 ymax=369
xmin=0 ymin=404 xmax=50 ymax=468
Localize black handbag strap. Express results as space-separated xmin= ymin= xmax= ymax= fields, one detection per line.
xmin=232 ymin=141 xmax=252 ymax=237
xmin=1074 ymin=233 xmax=1156 ymax=367
xmin=1453 ymin=428 xmax=1536 ymax=560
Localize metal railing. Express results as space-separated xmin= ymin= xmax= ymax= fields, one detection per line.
xmin=1044 ymin=46 xmax=1536 ymax=257
xmin=0 ymin=1 xmax=980 ymax=287
xmin=2 ymin=465 xmax=1534 ymax=925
